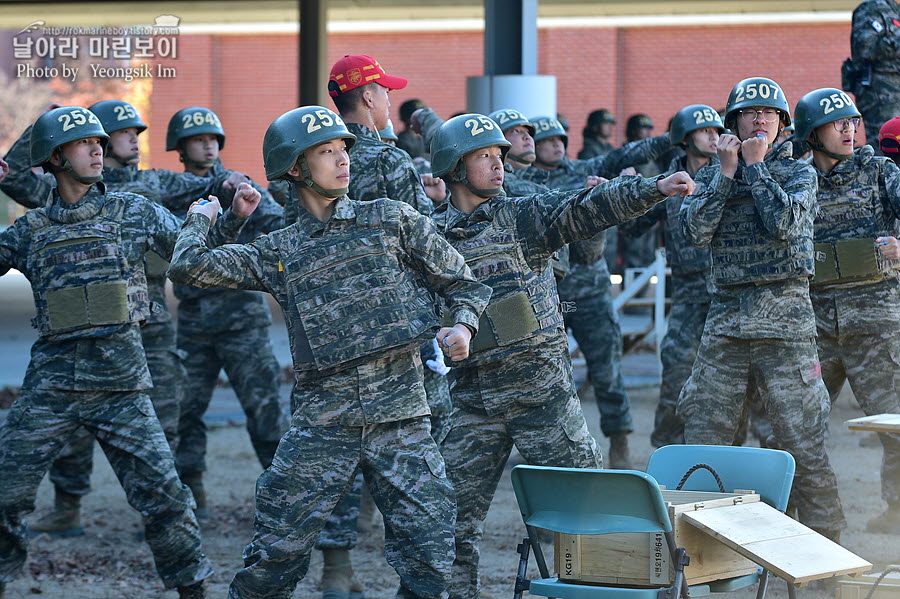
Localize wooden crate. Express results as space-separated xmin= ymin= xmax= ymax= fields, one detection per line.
xmin=837 ymin=566 xmax=900 ymax=599
xmin=554 ymin=489 xmax=760 ymax=587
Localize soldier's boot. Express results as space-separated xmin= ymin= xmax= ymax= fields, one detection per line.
xmin=321 ymin=548 xmax=366 ymax=599
xmin=356 ymin=485 xmax=377 ymax=533
xmin=29 ymin=489 xmax=84 ymax=537
xmin=181 ymin=473 xmax=209 ymax=519
xmin=607 ymin=433 xmax=632 ymax=470
xmin=177 ymin=581 xmax=206 ymax=599
xmin=866 ymin=502 xmax=900 ymax=534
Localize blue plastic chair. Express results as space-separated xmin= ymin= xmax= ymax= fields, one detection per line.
xmin=511 ymin=465 xmax=694 ymax=599
xmin=646 ymin=445 xmax=797 ymax=599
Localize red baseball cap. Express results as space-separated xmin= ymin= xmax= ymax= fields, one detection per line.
xmin=879 ymin=116 xmax=900 ymax=155
xmin=328 ymin=54 xmax=408 ymax=97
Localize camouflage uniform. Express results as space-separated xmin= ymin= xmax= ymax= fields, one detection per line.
xmin=166 ymin=197 xmax=490 ymax=599
xmin=621 ymin=155 xmax=714 ymax=447
xmin=851 ymin=0 xmax=900 ymax=148
xmin=577 ymin=137 xmax=615 ymax=160
xmin=433 ymin=175 xmax=669 ymax=599
xmin=0 ymin=185 xmax=223 ymax=589
xmin=164 ymin=160 xmax=288 ymax=479
xmin=0 ymin=129 xmax=227 ymax=499
xmin=809 ymin=145 xmax=900 ymax=506
xmin=677 ymin=142 xmax=846 ymax=533
xmin=518 ymin=137 xmax=671 ymax=442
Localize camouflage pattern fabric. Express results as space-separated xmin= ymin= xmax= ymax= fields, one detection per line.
xmin=851 ymin=0 xmax=900 ymax=148
xmin=433 ymin=175 xmax=667 ymax=599
xmin=167 ymin=200 xmax=489 ymax=599
xmin=678 ymin=142 xmax=846 ymax=532
xmin=577 ymin=137 xmax=615 ymax=160
xmin=346 ymin=123 xmax=433 ymax=216
xmin=810 ymin=146 xmax=900 ymax=504
xmin=397 ymin=128 xmax=427 ymax=160
xmin=0 ymin=186 xmax=221 ymax=588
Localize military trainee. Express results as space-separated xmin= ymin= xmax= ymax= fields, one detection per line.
xmin=578 ymin=109 xmax=617 ymax=160
xmin=316 ymin=56 xmax=457 ymax=598
xmin=428 ymin=113 xmax=694 ymax=599
xmin=678 ymin=77 xmax=846 ymax=540
xmin=620 ymin=104 xmax=724 ymax=447
xmin=0 ymin=100 xmax=241 ymax=538
xmin=162 ymin=106 xmax=288 ymax=519
xmin=794 ymin=88 xmax=900 ymax=534
xmin=0 ymin=106 xmax=261 ymax=599
xmin=167 ymin=106 xmax=491 ymax=599
xmin=519 ymin=115 xmax=674 ymax=468
xmin=849 ymin=0 xmax=900 ymax=149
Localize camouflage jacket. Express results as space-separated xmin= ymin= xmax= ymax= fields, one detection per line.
xmin=517 ymin=133 xmax=671 ymax=190
xmin=620 ymin=154 xmax=714 ymax=304
xmin=852 ymin=0 xmax=900 ymax=76
xmin=577 ymin=137 xmax=615 ymax=160
xmin=346 ymin=123 xmax=433 ymax=216
xmin=680 ymin=142 xmax=819 ymax=339
xmin=165 ymin=160 xmax=285 ymax=334
xmin=0 ymin=184 xmax=245 ymax=391
xmin=810 ymin=145 xmax=900 ymax=335
xmin=523 ymin=138 xmax=670 ymax=301
xmin=167 ymin=197 xmax=489 ymax=425
xmin=432 ymin=175 xmax=666 ymax=369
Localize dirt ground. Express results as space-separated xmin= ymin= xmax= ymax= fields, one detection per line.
xmin=1 ymin=380 xmax=896 ymax=599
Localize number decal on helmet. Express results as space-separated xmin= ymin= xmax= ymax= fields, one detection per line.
xmin=300 ymin=109 xmax=344 ymax=134
xmin=819 ymin=91 xmax=854 ymax=115
xmin=692 ymin=108 xmax=718 ymax=125
xmin=734 ymin=82 xmax=780 ymax=104
xmin=112 ymin=104 xmax=137 ymax=121
xmin=57 ymin=108 xmax=101 ymax=132
xmin=464 ymin=115 xmax=497 ymax=136
xmin=182 ymin=111 xmax=222 ymax=130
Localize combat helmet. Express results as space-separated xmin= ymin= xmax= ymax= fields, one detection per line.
xmin=30 ymin=106 xmax=108 ymax=184
xmin=431 ymin=113 xmax=510 ymax=198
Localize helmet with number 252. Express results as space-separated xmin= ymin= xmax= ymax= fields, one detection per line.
xmin=30 ymin=106 xmax=109 ymax=167
xmin=431 ymin=113 xmax=510 ymax=178
xmin=670 ymin=104 xmax=725 ymax=146
xmin=263 ymin=106 xmax=356 ymax=181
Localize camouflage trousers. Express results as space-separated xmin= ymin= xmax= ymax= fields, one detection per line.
xmin=227 ymin=417 xmax=455 ymax=599
xmin=858 ymin=89 xmax=900 ymax=151
xmin=818 ymin=328 xmax=900 ymax=505
xmin=0 ymin=389 xmax=212 ymax=588
xmin=564 ymin=291 xmax=633 ymax=437
xmin=652 ymin=301 xmax=709 ymax=447
xmin=176 ymin=325 xmax=287 ymax=476
xmin=46 ymin=320 xmax=184 ymax=496
xmin=441 ymin=352 xmax=601 ymax=599
xmin=678 ymin=335 xmax=846 ymax=532
xmin=313 ymin=345 xmax=451 ymax=551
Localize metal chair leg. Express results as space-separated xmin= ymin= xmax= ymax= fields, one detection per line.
xmin=755 ymin=569 xmax=770 ymax=599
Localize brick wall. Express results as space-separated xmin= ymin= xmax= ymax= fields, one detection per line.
xmin=146 ymin=21 xmax=850 ymax=182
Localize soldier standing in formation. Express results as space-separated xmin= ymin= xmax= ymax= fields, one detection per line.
xmin=0 ymin=106 xmax=262 ymax=599
xmin=678 ymin=77 xmax=846 ymax=541
xmin=620 ymin=104 xmax=724 ymax=447
xmin=850 ymin=0 xmax=900 ymax=149
xmin=167 ymin=105 xmax=491 ymax=599
xmin=794 ymin=87 xmax=900 ymax=534
xmin=0 ymin=100 xmax=244 ymax=539
xmin=163 ymin=106 xmax=288 ymax=519
xmin=578 ymin=109 xmax=617 ymax=159
xmin=427 ymin=113 xmax=694 ymax=599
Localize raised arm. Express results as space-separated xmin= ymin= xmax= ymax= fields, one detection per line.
xmin=0 ymin=125 xmax=56 ymax=209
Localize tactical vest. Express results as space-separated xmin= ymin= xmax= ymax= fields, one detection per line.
xmin=444 ymin=203 xmax=564 ymax=364
xmin=711 ymin=197 xmax=814 ymax=286
xmin=811 ymin=163 xmax=900 ymax=286
xmin=665 ymin=195 xmax=711 ymax=275
xmin=25 ymin=195 xmax=151 ymax=341
xmin=270 ymin=200 xmax=438 ymax=373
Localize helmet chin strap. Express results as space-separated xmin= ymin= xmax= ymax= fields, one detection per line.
xmin=809 ymin=131 xmax=853 ymax=161
xmin=105 ymin=145 xmax=139 ymax=166
xmin=296 ymin=155 xmax=348 ymax=198
xmin=506 ymin=150 xmax=535 ymax=165
xmin=56 ymin=149 xmax=103 ymax=184
xmin=534 ymin=156 xmax=563 ymax=168
xmin=178 ymin=150 xmax=216 ymax=170
xmin=451 ymin=161 xmax=501 ymax=199
xmin=687 ymin=140 xmax=716 ymax=159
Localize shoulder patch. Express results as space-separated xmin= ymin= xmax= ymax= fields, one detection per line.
xmin=872 ymin=19 xmax=884 ymax=32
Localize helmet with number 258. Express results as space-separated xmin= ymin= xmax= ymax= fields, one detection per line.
xmin=263 ymin=106 xmax=356 ymax=181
